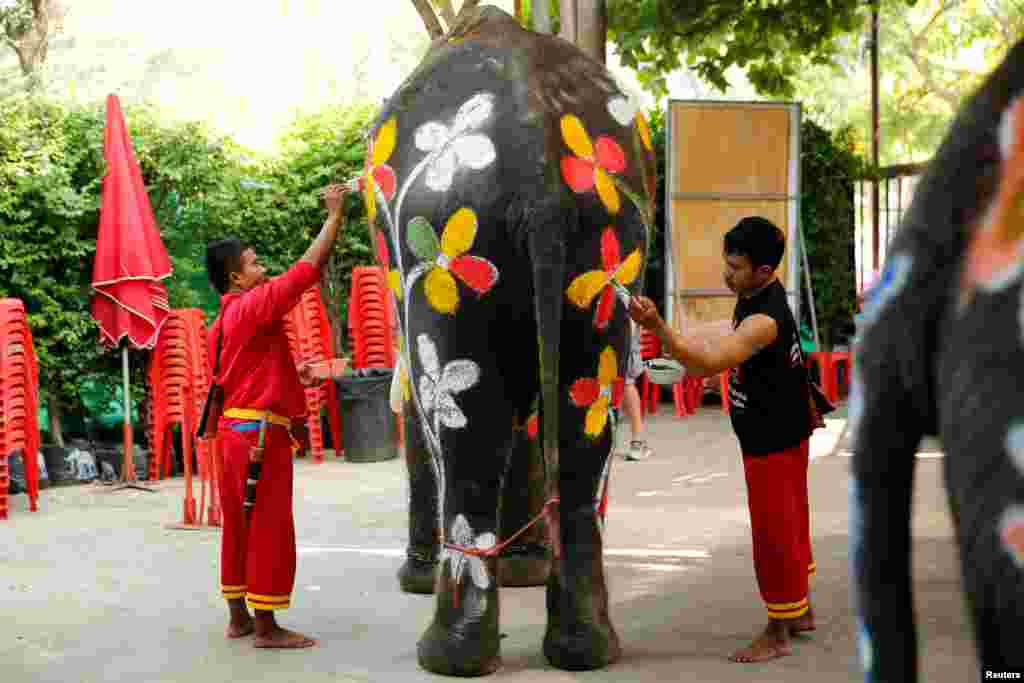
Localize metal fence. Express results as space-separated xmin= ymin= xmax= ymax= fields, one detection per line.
xmin=854 ymin=162 xmax=927 ymax=291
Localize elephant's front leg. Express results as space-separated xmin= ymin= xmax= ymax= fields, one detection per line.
xmin=398 ymin=405 xmax=440 ymax=594
xmin=416 ymin=393 xmax=517 ymax=676
xmin=543 ymin=405 xmax=621 ymax=670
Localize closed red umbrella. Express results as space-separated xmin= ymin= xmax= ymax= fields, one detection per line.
xmin=91 ymin=94 xmax=172 ymax=491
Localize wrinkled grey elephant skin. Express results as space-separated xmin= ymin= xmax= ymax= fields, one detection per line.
xmin=850 ymin=37 xmax=1024 ymax=682
xmin=360 ymin=6 xmax=655 ymax=677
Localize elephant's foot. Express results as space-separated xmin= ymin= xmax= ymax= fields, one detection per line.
xmin=417 ymin=565 xmax=501 ymax=676
xmin=398 ymin=554 xmax=438 ymax=595
xmin=542 ymin=512 xmax=620 ymax=671
xmin=498 ymin=543 xmax=550 ymax=587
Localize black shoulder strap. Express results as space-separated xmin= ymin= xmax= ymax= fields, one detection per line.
xmin=213 ymin=318 xmax=225 ymax=378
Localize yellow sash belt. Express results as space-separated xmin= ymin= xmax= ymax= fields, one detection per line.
xmin=223 ymin=408 xmax=300 ymax=454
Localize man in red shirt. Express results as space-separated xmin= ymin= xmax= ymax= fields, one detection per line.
xmin=205 ymin=184 xmax=348 ymax=649
xmin=629 ymin=216 xmax=816 ymax=663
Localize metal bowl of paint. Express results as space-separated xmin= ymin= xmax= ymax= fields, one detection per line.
xmin=645 ymin=357 xmax=686 ymax=385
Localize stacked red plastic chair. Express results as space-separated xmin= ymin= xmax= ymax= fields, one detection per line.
xmin=282 ymin=286 xmax=342 ymax=462
xmin=148 ymin=308 xmax=217 ymax=527
xmin=637 ymin=329 xmax=662 ymax=416
xmin=348 ymin=266 xmax=402 ymax=448
xmin=0 ymin=299 xmax=41 ymax=519
xmin=348 ymin=266 xmax=396 ymax=370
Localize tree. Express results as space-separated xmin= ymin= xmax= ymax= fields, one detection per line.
xmin=606 ymin=0 xmax=916 ymax=98
xmin=0 ymin=97 xmax=247 ymax=444
xmin=0 ymin=0 xmax=65 ymax=89
xmin=792 ymin=0 xmax=1024 ymax=165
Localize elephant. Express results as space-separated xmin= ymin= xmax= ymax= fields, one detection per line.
xmin=850 ymin=38 xmax=1024 ymax=682
xmin=358 ymin=5 xmax=654 ymax=676
xmin=397 ymin=396 xmax=553 ymax=593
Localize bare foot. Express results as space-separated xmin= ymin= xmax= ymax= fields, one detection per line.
xmin=729 ymin=623 xmax=792 ymax=663
xmin=226 ymin=619 xmax=254 ymax=639
xmin=789 ymin=606 xmax=816 ymax=634
xmin=225 ymin=598 xmax=253 ymax=639
xmin=253 ymin=626 xmax=317 ymax=649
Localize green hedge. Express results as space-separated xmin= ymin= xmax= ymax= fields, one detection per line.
xmin=0 ymin=95 xmax=376 ymax=439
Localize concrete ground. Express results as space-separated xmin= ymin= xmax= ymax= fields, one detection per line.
xmin=1 ymin=401 xmax=976 ymax=683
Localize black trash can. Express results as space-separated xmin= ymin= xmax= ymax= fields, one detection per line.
xmin=92 ymin=443 xmax=149 ymax=481
xmin=8 ymin=449 xmax=49 ymax=494
xmin=42 ymin=445 xmax=73 ymax=485
xmin=335 ymin=368 xmax=398 ymax=463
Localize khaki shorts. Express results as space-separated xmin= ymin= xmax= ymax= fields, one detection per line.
xmin=625 ymin=329 xmax=643 ymax=384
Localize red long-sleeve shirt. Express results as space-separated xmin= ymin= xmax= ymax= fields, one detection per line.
xmin=209 ymin=261 xmax=320 ymax=419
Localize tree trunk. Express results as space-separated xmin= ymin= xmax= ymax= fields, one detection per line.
xmin=533 ymin=0 xmax=552 ymax=33
xmin=575 ymin=0 xmax=606 ymax=64
xmin=409 ymin=0 xmax=445 ymax=39
xmin=47 ymin=389 xmax=65 ymax=448
xmin=434 ymin=0 xmax=457 ymax=29
xmin=558 ymin=0 xmax=577 ymax=44
xmin=4 ymin=0 xmax=62 ymax=88
xmin=557 ymin=0 xmax=605 ymax=64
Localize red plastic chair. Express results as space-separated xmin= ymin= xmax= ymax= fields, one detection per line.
xmin=282 ymin=286 xmax=342 ymax=462
xmin=0 ymin=298 xmax=40 ymax=518
xmin=637 ymin=329 xmax=662 ymax=416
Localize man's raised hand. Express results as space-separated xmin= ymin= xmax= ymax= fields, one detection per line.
xmin=323 ymin=184 xmax=348 ymax=218
xmin=629 ymin=296 xmax=662 ymax=331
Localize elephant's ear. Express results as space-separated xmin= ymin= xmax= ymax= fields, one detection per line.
xmin=408 ymin=217 xmax=441 ymax=261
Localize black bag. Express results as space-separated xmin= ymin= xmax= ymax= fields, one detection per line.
xmin=196 ymin=317 xmax=226 ymax=440
xmin=805 ymin=365 xmax=836 ymax=431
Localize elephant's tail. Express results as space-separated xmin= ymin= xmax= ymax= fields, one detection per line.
xmin=527 ymin=217 xmax=567 ymax=507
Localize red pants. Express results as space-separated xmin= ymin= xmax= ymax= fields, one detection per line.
xmin=218 ymin=421 xmax=296 ymax=611
xmin=742 ymin=440 xmax=814 ymax=620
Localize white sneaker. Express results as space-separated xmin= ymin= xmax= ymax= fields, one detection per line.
xmin=625 ymin=440 xmax=652 ymax=461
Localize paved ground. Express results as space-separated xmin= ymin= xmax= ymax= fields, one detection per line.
xmin=1 ymin=402 xmax=976 ymax=683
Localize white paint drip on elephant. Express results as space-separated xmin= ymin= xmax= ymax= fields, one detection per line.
xmin=441 ymin=514 xmax=498 ymax=591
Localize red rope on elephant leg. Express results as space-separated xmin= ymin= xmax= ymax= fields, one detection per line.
xmin=442 ymin=497 xmax=560 ymax=558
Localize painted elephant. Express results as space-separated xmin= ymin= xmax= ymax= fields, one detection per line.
xmin=397 ymin=396 xmax=553 ymax=593
xmin=358 ymin=6 xmax=654 ymax=676
xmin=850 ymin=38 xmax=1024 ymax=681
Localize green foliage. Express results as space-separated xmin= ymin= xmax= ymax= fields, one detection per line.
xmin=607 ymin=0 xmax=915 ymax=99
xmin=0 ymin=0 xmax=33 ymax=41
xmin=0 ymin=94 xmax=376 ymax=439
xmin=791 ymin=0 xmax=1024 ymax=165
xmin=0 ymin=96 xmax=106 ymax=417
xmin=640 ymin=106 xmax=666 ymax=307
xmin=799 ymin=117 xmax=864 ymax=349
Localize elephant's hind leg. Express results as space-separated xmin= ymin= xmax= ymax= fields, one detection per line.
xmin=498 ymin=415 xmax=551 ymax=587
xmin=542 ymin=341 xmax=623 ymax=670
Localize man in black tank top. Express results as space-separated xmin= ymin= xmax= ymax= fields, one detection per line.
xmin=629 ymin=216 xmax=816 ymax=664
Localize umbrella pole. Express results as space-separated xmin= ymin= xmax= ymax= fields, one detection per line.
xmin=109 ymin=344 xmax=154 ymax=493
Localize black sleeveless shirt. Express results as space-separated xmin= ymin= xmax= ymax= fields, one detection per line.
xmin=727 ymin=279 xmax=813 ymax=456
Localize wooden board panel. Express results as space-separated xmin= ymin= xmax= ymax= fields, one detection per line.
xmin=671 ymin=105 xmax=791 ymax=196
xmin=668 ymin=101 xmax=797 ymax=332
xmin=671 ymin=199 xmax=789 ymax=288
xmin=673 ymin=295 xmax=737 ymax=331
